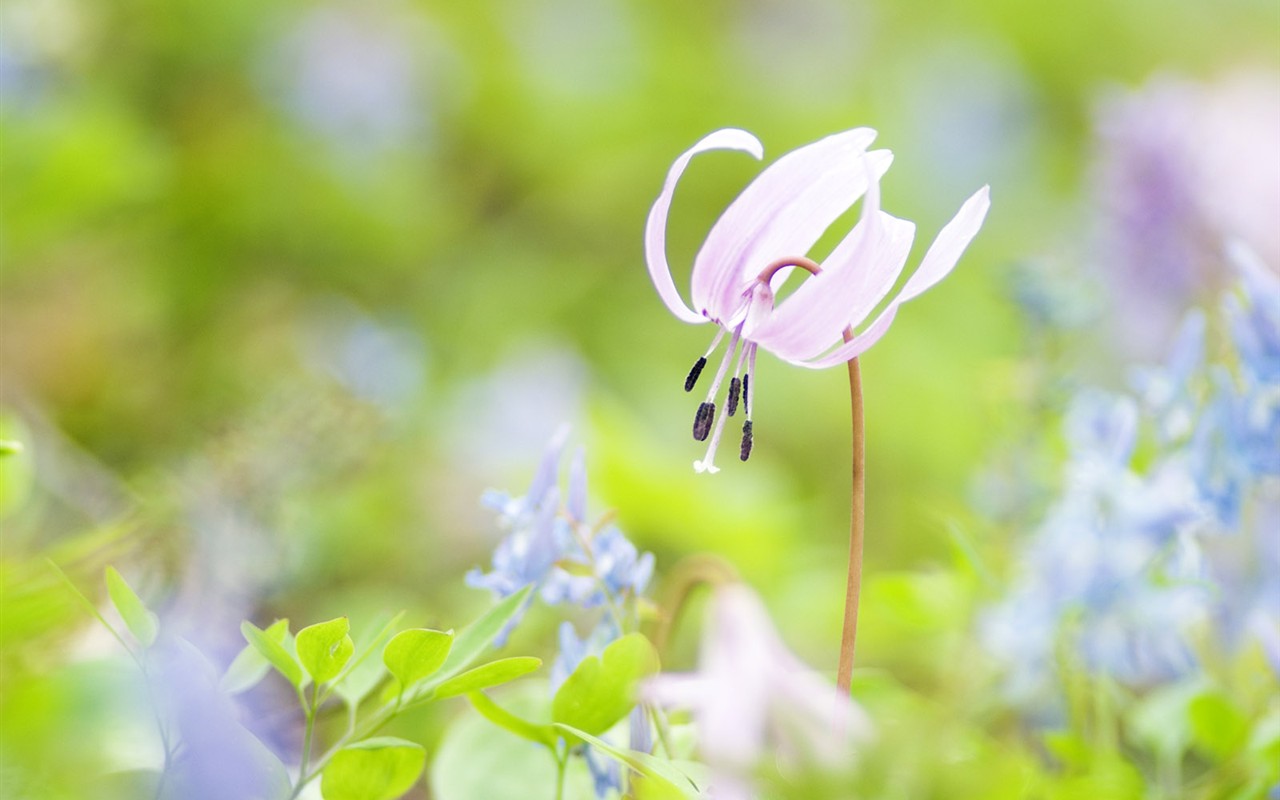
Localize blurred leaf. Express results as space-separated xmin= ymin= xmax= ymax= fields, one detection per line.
xmin=433 ymin=682 xmax=594 ymax=799
xmin=431 ymin=657 xmax=542 ymax=701
xmin=552 ymin=723 xmax=698 ymax=799
xmin=552 ymin=633 xmax=659 ymax=741
xmin=383 ymin=628 xmax=453 ymax=692
xmin=430 ymin=587 xmax=532 ymax=687
xmin=320 ymin=737 xmax=425 ymax=800
xmin=1189 ymin=689 xmax=1249 ymax=759
xmin=297 ymin=617 xmax=355 ymax=685
xmin=1043 ymin=731 xmax=1091 ymax=770
xmin=105 ymin=566 xmax=158 ymax=648
xmin=0 ymin=412 xmax=32 ymax=519
xmin=553 ymin=559 xmax=596 ymax=577
xmin=221 ymin=619 xmax=290 ymax=694
xmin=1125 ymin=678 xmax=1201 ymax=758
xmin=1042 ymin=755 xmax=1144 ymax=800
xmin=241 ymin=620 xmax=304 ymax=689
xmin=467 ymin=691 xmax=557 ymax=748
xmin=1248 ymin=709 xmax=1280 ymax=762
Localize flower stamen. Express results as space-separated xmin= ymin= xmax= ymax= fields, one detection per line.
xmin=683 ymin=329 xmax=726 ymax=392
xmin=695 ymin=333 xmax=749 ymax=473
xmin=685 ymin=357 xmax=707 ymax=392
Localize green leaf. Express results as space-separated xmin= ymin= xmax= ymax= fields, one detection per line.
xmin=552 ymin=633 xmax=659 ymax=740
xmin=1189 ymin=689 xmax=1249 ymax=758
xmin=105 ymin=566 xmax=159 ymax=648
xmin=0 ymin=440 xmax=21 ymax=456
xmin=383 ymin=628 xmax=453 ymax=691
xmin=467 ymin=691 xmax=557 ymax=748
xmin=431 ymin=657 xmax=541 ymax=701
xmin=335 ymin=611 xmax=405 ymax=708
xmin=297 ymin=617 xmax=355 ymax=685
xmin=432 ymin=682 xmax=596 ymax=799
xmin=552 ymin=723 xmax=699 ymax=799
xmin=432 ymin=586 xmax=532 ymax=684
xmin=222 ymin=619 xmax=290 ymax=694
xmin=241 ymin=620 xmax=304 ymax=689
xmin=321 ymin=737 xmax=426 ymax=800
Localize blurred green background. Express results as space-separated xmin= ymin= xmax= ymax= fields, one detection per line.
xmin=2 ymin=0 xmax=1278 ymax=796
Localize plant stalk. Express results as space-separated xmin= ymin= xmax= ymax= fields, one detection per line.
xmin=836 ymin=348 xmax=865 ymax=695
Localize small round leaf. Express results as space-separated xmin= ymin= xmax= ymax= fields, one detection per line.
xmin=321 ymin=737 xmax=426 ymax=800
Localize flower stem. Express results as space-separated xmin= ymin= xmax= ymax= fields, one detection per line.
xmin=554 ymin=749 xmax=568 ymax=800
xmin=836 ymin=350 xmax=865 ymax=695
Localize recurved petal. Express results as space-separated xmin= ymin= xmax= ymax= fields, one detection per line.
xmin=783 ymin=305 xmax=900 ymax=370
xmin=895 ymin=185 xmax=991 ymax=304
xmin=645 ymin=129 xmax=764 ymax=324
xmin=691 ymin=129 xmax=880 ymax=322
xmin=748 ymin=207 xmax=915 ymax=361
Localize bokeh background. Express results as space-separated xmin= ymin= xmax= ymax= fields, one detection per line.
xmin=2 ymin=0 xmax=1278 ymax=797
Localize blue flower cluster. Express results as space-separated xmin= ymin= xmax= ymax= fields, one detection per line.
xmin=466 ymin=428 xmax=654 ymax=638
xmin=983 ymin=247 xmax=1280 ymax=706
xmin=466 ymin=427 xmax=656 ymax=797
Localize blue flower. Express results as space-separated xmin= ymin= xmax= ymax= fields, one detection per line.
xmin=984 ymin=246 xmax=1280 ymax=709
xmin=467 ymin=429 xmax=656 ymax=652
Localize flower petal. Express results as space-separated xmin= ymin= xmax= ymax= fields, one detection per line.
xmin=690 ymin=129 xmax=881 ymax=322
xmin=895 ymin=185 xmax=991 ymax=303
xmin=749 ymin=207 xmax=915 ymax=360
xmin=782 ymin=304 xmax=900 ymax=370
xmin=769 ymin=184 xmax=990 ymax=369
xmin=645 ymin=129 xmax=764 ymax=324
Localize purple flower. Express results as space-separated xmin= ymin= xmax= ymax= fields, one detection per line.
xmin=645 ymin=584 xmax=871 ymax=799
xmin=645 ymin=128 xmax=989 ymax=472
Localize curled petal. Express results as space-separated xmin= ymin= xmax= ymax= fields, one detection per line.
xmin=772 ymin=185 xmax=991 ymax=369
xmin=645 ymin=129 xmax=764 ymax=324
xmin=691 ymin=129 xmax=881 ymax=322
xmin=783 ymin=305 xmax=900 ymax=369
xmin=750 ymin=208 xmax=915 ymax=360
xmin=896 ymin=185 xmax=991 ymax=303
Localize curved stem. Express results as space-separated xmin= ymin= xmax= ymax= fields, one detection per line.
xmin=836 ymin=348 xmax=865 ymax=695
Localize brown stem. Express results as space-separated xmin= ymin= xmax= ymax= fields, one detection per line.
xmin=754 ymin=256 xmax=865 ymax=693
xmin=836 ymin=340 xmax=865 ymax=695
xmin=650 ymin=554 xmax=740 ymax=658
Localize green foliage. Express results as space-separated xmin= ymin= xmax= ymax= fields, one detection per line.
xmin=430 ymin=587 xmax=533 ymax=687
xmin=297 ymin=616 xmax=356 ymax=685
xmin=432 ymin=657 xmax=542 ymax=700
xmin=321 ymin=737 xmax=426 ymax=800
xmin=551 ymin=633 xmax=659 ymax=741
xmin=222 ymin=619 xmax=290 ymax=694
xmin=382 ymin=628 xmax=453 ymax=692
xmin=241 ymin=620 xmax=305 ymax=689
xmin=1187 ymin=688 xmax=1249 ymax=760
xmin=552 ymin=724 xmax=699 ymax=800
xmin=104 ymin=566 xmax=159 ymax=648
xmin=335 ymin=611 xmax=407 ymax=708
xmin=433 ymin=683 xmax=597 ymax=800
xmin=466 ymin=691 xmax=557 ymax=748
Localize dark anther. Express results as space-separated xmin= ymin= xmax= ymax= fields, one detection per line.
xmin=693 ymin=402 xmax=715 ymax=441
xmin=742 ymin=374 xmax=750 ymax=415
xmin=739 ymin=421 xmax=754 ymax=461
xmin=727 ymin=377 xmax=741 ymax=416
xmin=684 ymin=357 xmax=707 ymax=392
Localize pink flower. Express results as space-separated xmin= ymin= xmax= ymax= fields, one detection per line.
xmin=645 ymin=584 xmax=872 ymax=799
xmin=646 ymin=128 xmax=990 ymax=472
